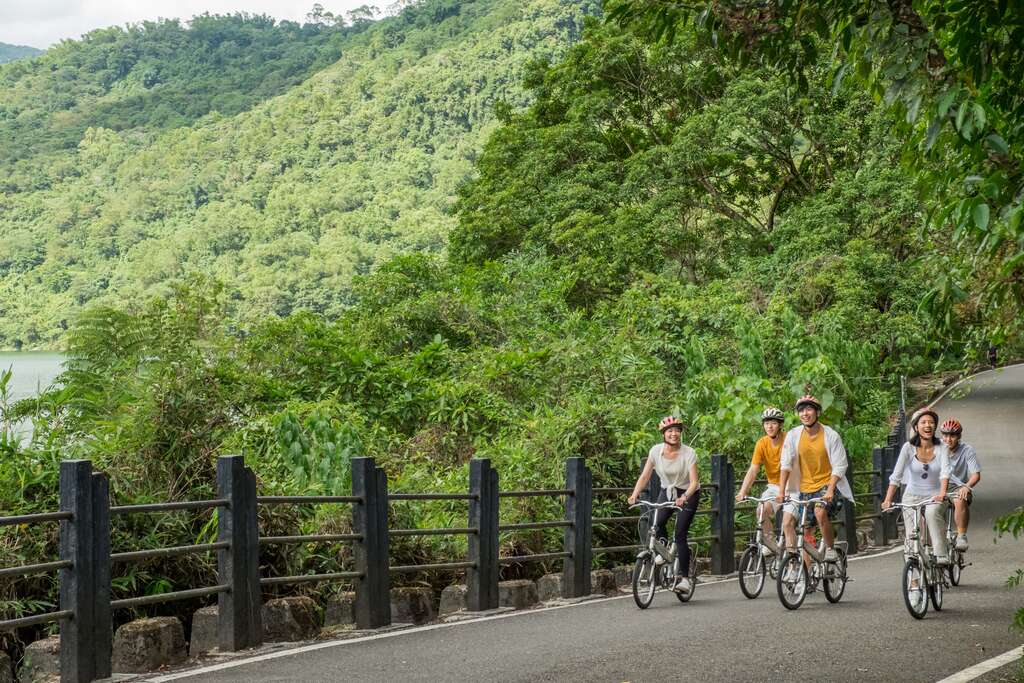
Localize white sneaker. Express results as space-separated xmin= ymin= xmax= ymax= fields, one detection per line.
xmin=955 ymin=534 xmax=969 ymax=551
xmin=654 ymin=554 xmax=665 ymax=566
xmin=823 ymin=547 xmax=838 ymax=563
xmin=760 ymin=544 xmax=776 ymax=558
xmin=936 ymin=555 xmax=950 ymax=566
xmin=673 ymin=577 xmax=691 ymax=594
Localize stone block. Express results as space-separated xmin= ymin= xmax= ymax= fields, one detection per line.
xmin=591 ymin=569 xmax=617 ymax=595
xmin=189 ymin=605 xmax=219 ymax=657
xmin=324 ymin=591 xmax=356 ymax=626
xmin=536 ymin=573 xmax=562 ymax=601
xmin=438 ymin=585 xmax=467 ymax=615
xmin=390 ymin=587 xmax=436 ymax=625
xmin=697 ymin=557 xmax=711 ymax=575
xmin=0 ymin=651 xmax=13 ymax=683
xmin=498 ymin=579 xmax=538 ymax=610
xmin=112 ymin=617 xmax=187 ymax=673
xmin=262 ymin=597 xmax=321 ymax=642
xmin=20 ymin=636 xmax=60 ymax=683
xmin=612 ymin=564 xmax=632 ymax=588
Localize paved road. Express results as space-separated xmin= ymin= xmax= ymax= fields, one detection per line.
xmin=171 ymin=366 xmax=1024 ymax=682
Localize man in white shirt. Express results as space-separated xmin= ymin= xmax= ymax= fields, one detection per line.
xmin=939 ymin=418 xmax=981 ymax=550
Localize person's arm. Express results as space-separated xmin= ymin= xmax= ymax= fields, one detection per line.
xmin=776 ymin=431 xmax=796 ymax=503
xmin=823 ymin=428 xmax=848 ymax=502
xmin=736 ymin=461 xmax=759 ymax=502
xmin=963 ymin=445 xmax=982 ymax=495
xmin=883 ymin=445 xmax=910 ymax=508
xmin=676 ymin=462 xmax=700 ymax=506
xmin=881 ymin=483 xmax=899 ymax=510
xmin=934 ymin=476 xmax=950 ymax=503
xmin=628 ymin=456 xmax=656 ymax=505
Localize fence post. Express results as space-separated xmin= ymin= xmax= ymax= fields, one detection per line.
xmin=467 ymin=459 xmax=499 ymax=611
xmin=562 ymin=458 xmax=592 ymax=598
xmin=881 ymin=445 xmax=899 ymax=540
xmin=870 ymin=448 xmax=887 ymax=545
xmin=217 ymin=455 xmax=262 ymax=651
xmin=353 ymin=457 xmax=390 ymax=629
xmin=710 ymin=455 xmax=735 ymax=575
xmin=91 ymin=472 xmax=112 ymax=679
xmin=839 ymin=470 xmax=858 ymax=555
xmin=59 ymin=460 xmax=95 ymax=683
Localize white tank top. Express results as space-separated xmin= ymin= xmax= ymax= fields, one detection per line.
xmin=648 ymin=443 xmax=696 ymax=494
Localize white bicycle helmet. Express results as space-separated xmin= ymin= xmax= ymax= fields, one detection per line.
xmin=761 ymin=407 xmax=785 ymax=423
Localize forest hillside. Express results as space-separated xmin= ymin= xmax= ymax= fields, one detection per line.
xmin=0 ymin=0 xmax=595 ymax=347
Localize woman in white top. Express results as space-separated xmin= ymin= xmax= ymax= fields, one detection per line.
xmin=881 ymin=407 xmax=951 ymax=564
xmin=628 ymin=415 xmax=701 ymax=592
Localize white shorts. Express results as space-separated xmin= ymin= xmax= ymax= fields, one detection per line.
xmin=759 ymin=484 xmax=782 ymax=515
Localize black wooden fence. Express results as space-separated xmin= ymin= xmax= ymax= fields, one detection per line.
xmin=1 ymin=413 xmax=907 ymax=683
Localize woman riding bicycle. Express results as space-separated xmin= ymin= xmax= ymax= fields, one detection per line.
xmin=882 ymin=406 xmax=951 ymax=565
xmin=628 ymin=415 xmax=701 ymax=593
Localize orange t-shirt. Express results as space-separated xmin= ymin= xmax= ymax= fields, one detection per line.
xmin=798 ymin=428 xmax=832 ymax=492
xmin=751 ymin=434 xmax=785 ymax=485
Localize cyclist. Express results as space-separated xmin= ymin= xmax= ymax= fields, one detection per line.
xmin=938 ymin=418 xmax=981 ymax=551
xmin=774 ymin=395 xmax=853 ymax=564
xmin=881 ymin=407 xmax=950 ymax=564
xmin=736 ymin=407 xmax=787 ymax=557
xmin=628 ymin=415 xmax=701 ymax=593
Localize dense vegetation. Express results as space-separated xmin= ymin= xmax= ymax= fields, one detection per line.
xmin=2 ymin=0 xmax=1022 ymax=656
xmin=0 ymin=43 xmax=41 ymax=64
xmin=0 ymin=0 xmax=593 ymax=348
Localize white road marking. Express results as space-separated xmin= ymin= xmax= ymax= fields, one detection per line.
xmin=934 ymin=645 xmax=1024 ymax=683
xmin=144 ymin=545 xmax=904 ymax=681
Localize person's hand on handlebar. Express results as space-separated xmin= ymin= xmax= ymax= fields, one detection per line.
xmin=930 ymin=493 xmax=946 ymax=503
xmin=821 ymin=487 xmax=835 ymax=503
xmin=881 ymin=497 xmax=892 ymax=511
xmin=628 ymin=492 xmax=638 ymax=506
xmin=774 ymin=490 xmax=785 ymax=505
xmin=675 ymin=495 xmax=687 ymax=507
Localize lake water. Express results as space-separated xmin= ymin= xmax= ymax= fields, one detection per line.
xmin=1 ymin=352 xmax=65 ymax=441
xmin=1 ymin=351 xmax=65 ymax=402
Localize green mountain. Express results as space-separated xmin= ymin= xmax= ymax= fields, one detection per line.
xmin=0 ymin=42 xmax=42 ymax=64
xmin=0 ymin=0 xmax=594 ymax=348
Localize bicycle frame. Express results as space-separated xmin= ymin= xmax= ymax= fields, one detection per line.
xmin=630 ymin=500 xmax=696 ymax=586
xmin=786 ymin=495 xmax=846 ymax=561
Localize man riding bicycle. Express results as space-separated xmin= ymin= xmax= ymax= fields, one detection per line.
xmin=736 ymin=407 xmax=787 ymax=558
xmin=939 ymin=418 xmax=981 ymax=551
xmin=774 ymin=395 xmax=853 ymax=563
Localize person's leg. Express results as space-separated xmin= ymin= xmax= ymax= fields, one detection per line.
xmin=953 ymin=496 xmax=970 ymax=533
xmin=673 ymin=491 xmax=701 ymax=574
xmin=925 ymin=502 xmax=948 ymax=561
xmin=653 ymin=488 xmax=670 ymax=542
xmin=782 ymin=509 xmax=798 ymax=551
xmin=816 ymin=507 xmax=834 ymax=547
xmin=901 ymin=499 xmax=917 ymax=562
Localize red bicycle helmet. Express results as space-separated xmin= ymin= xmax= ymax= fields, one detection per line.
xmin=939 ymin=418 xmax=963 ymax=435
xmin=658 ymin=415 xmax=684 ymax=432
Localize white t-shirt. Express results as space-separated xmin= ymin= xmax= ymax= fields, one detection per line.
xmin=942 ymin=442 xmax=981 ymax=486
xmin=647 ymin=443 xmax=697 ymax=495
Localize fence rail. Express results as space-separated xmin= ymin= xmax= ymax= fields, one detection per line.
xmin=1 ymin=408 xmax=909 ymax=683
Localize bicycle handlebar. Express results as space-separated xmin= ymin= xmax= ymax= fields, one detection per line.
xmin=629 ymin=500 xmax=681 ymax=510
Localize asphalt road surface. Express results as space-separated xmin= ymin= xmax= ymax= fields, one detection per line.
xmin=169 ymin=365 xmax=1024 ymax=682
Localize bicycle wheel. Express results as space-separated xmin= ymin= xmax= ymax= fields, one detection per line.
xmin=902 ymin=559 xmax=928 ymax=619
xmin=777 ymin=553 xmax=807 ymax=610
xmin=823 ymin=548 xmax=848 ymax=603
xmin=738 ymin=546 xmax=766 ymax=599
xmin=948 ymin=550 xmax=962 ymax=586
xmin=632 ymin=556 xmax=657 ymax=609
xmin=929 ymin=566 xmax=944 ymax=611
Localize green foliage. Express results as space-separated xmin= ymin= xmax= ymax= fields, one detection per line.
xmin=606 ymin=0 xmax=1024 ymax=351
xmin=0 ymin=0 xmax=598 ymax=349
xmin=994 ymin=506 xmax=1024 ymax=632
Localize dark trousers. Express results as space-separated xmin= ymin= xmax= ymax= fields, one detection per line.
xmin=654 ymin=487 xmax=701 ymax=574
